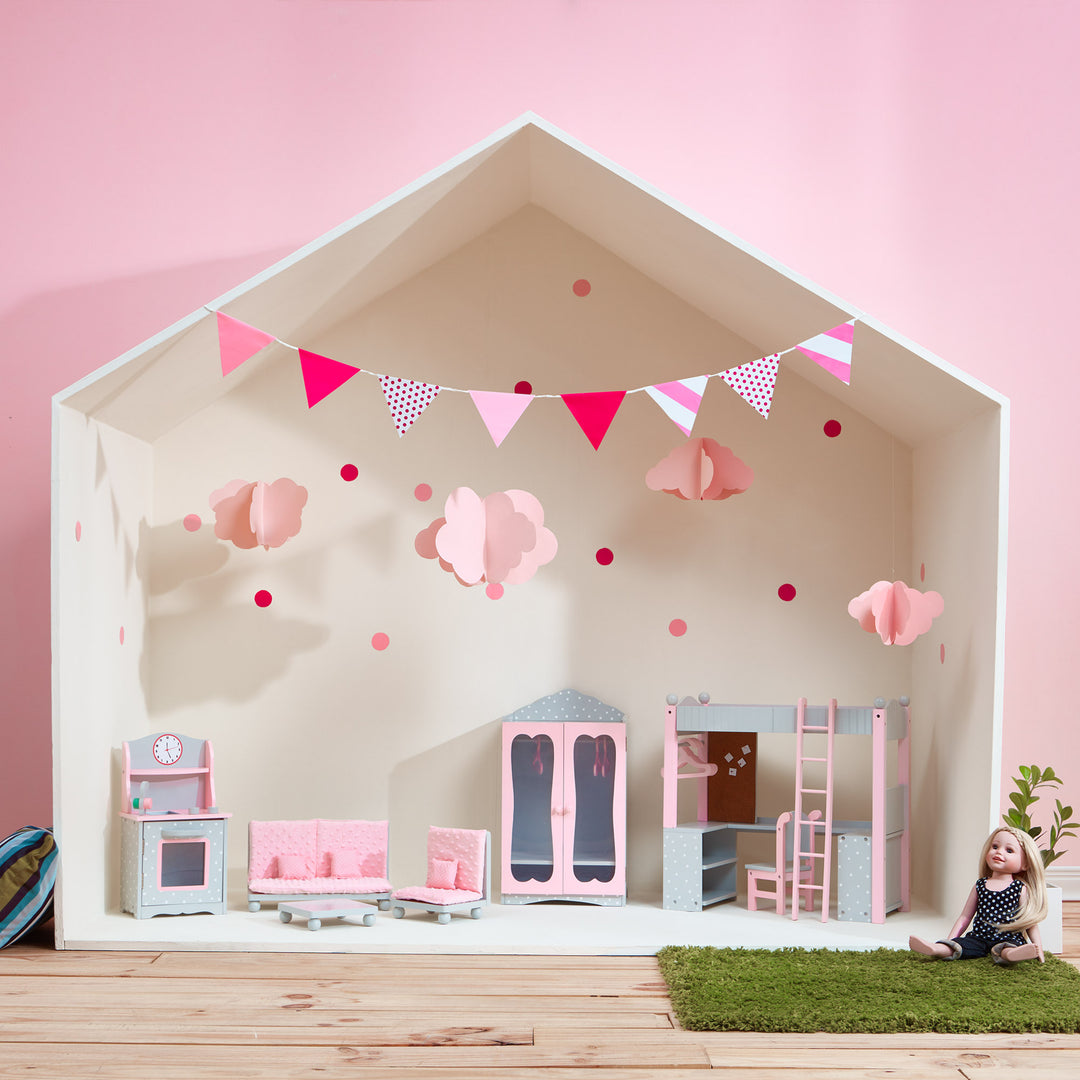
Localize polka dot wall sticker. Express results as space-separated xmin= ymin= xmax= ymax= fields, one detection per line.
xmin=920 ymin=563 xmax=926 ymax=582
xmin=254 ymin=590 xmax=273 ymax=608
xmin=572 ymin=278 xmax=591 ymax=297
xmin=485 ymin=583 xmax=504 ymax=600
xmin=371 ymin=632 xmax=390 ymax=651
xmin=119 ymin=626 xmax=125 ymax=645
xmin=515 ymin=380 xmax=532 ymax=395
xmin=595 ymin=547 xmax=614 ymax=566
xmin=414 ymin=483 xmax=433 ymax=502
xmin=824 ymin=419 xmax=842 ymax=438
xmin=669 ymin=618 xmax=687 ymax=637
xmin=74 ymin=521 xmax=82 ymax=541
xmin=778 ymin=583 xmax=796 ymax=601
xmin=340 ymin=463 xmax=358 ymax=482
xmin=183 ymin=514 xmax=202 ymax=532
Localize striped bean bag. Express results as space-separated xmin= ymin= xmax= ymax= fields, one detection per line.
xmin=0 ymin=826 xmax=57 ymax=948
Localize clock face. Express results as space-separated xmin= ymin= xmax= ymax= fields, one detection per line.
xmin=152 ymin=734 xmax=183 ymax=765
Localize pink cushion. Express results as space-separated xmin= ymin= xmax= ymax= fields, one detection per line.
xmin=330 ymin=849 xmax=362 ymax=877
xmin=248 ymin=819 xmax=317 ymax=882
xmin=276 ymin=853 xmax=307 ymax=879
xmin=426 ymin=826 xmax=486 ymax=893
xmin=392 ymin=886 xmax=483 ymax=905
xmin=427 ymin=857 xmax=458 ymax=890
xmin=315 ymin=819 xmax=388 ymax=878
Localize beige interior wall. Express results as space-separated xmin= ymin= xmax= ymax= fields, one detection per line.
xmin=131 ymin=208 xmax=915 ymax=901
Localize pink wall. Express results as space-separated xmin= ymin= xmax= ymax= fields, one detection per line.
xmin=3 ymin=1 xmax=1077 ymax=861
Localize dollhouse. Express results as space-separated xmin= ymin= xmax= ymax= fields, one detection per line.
xmin=50 ymin=114 xmax=1008 ymax=950
xmin=661 ymin=696 xmax=910 ymax=922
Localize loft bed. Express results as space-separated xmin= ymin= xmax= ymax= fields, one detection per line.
xmin=661 ymin=695 xmax=911 ymax=924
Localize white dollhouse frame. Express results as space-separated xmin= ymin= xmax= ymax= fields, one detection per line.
xmin=51 ymin=114 xmax=1009 ymax=951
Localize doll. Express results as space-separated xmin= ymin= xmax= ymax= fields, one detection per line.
xmin=909 ymin=825 xmax=1048 ymax=964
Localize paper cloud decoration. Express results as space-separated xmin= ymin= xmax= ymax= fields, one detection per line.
xmin=645 ymin=438 xmax=754 ymax=500
xmin=209 ymin=478 xmax=308 ymax=550
xmin=415 ymin=487 xmax=557 ymax=587
xmin=848 ymin=580 xmax=944 ymax=646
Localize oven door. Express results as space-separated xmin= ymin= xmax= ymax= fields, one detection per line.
xmin=140 ymin=820 xmax=225 ymax=906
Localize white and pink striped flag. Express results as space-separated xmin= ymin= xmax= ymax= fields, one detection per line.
xmin=795 ymin=320 xmax=855 ymax=385
xmin=644 ymin=375 xmax=708 ymax=437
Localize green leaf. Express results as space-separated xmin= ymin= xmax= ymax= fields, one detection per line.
xmin=1028 ymin=824 xmax=1042 ymax=841
xmin=1019 ymin=765 xmax=1032 ymax=781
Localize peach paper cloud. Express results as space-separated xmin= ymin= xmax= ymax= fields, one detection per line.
xmin=645 ymin=438 xmax=753 ymax=500
xmin=209 ymin=478 xmax=308 ymax=550
xmin=415 ymin=487 xmax=557 ymax=587
xmin=848 ymin=580 xmax=944 ymax=646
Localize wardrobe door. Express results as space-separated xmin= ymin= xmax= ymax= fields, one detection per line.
xmin=564 ymin=724 xmax=626 ymax=897
xmin=501 ymin=723 xmax=564 ymax=895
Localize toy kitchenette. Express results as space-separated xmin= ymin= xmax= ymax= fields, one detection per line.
xmin=119 ymin=732 xmax=231 ymax=918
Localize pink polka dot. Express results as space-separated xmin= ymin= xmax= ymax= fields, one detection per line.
xmin=119 ymin=626 xmax=125 ymax=645
xmin=572 ymin=278 xmax=591 ymax=297
xmin=485 ymin=583 xmax=504 ymax=600
xmin=920 ymin=563 xmax=926 ymax=582
xmin=778 ymin=583 xmax=797 ymax=602
xmin=414 ymin=483 xmax=433 ymax=502
xmin=940 ymin=643 xmax=946 ymax=664
xmin=514 ymin=380 xmax=532 ymax=395
xmin=371 ymin=632 xmax=390 ymax=651
xmin=254 ymin=590 xmax=273 ymax=608
xmin=669 ymin=618 xmax=687 ymax=637
xmin=340 ymin=464 xmax=358 ymax=482
xmin=183 ymin=514 xmax=202 ymax=532
xmin=74 ymin=521 xmax=82 ymax=542
xmin=823 ymin=419 xmax=842 ymax=438
xmin=595 ymin=547 xmax=614 ymax=566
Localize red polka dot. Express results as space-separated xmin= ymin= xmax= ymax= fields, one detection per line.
xmin=119 ymin=626 xmax=125 ymax=645
xmin=414 ymin=483 xmax=433 ymax=502
xmin=183 ymin=514 xmax=202 ymax=532
xmin=778 ymin=583 xmax=797 ymax=602
xmin=595 ymin=547 xmax=614 ymax=566
xmin=940 ymin=643 xmax=946 ymax=664
xmin=485 ymin=583 xmax=504 ymax=600
xmin=340 ymin=464 xmax=358 ymax=482
xmin=669 ymin=619 xmax=687 ymax=637
xmin=572 ymin=279 xmax=591 ymax=297
xmin=514 ymin=380 xmax=532 ymax=395
xmin=371 ymin=632 xmax=390 ymax=651
xmin=254 ymin=590 xmax=273 ymax=608
xmin=823 ymin=419 xmax=842 ymax=438
xmin=74 ymin=521 xmax=82 ymax=542
xmin=920 ymin=563 xmax=926 ymax=582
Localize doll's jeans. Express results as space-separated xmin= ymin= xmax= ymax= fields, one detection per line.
xmin=938 ymin=933 xmax=1024 ymax=959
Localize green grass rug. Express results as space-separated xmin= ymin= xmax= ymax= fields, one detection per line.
xmin=656 ymin=946 xmax=1080 ymax=1033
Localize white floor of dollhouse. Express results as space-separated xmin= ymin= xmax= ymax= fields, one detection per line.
xmin=59 ymin=885 xmax=951 ymax=954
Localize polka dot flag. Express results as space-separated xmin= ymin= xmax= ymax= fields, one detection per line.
xmin=718 ymin=353 xmax=780 ymax=419
xmin=379 ymin=376 xmax=441 ymax=437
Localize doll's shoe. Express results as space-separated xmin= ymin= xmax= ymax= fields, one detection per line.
xmin=991 ymin=941 xmax=1039 ymax=966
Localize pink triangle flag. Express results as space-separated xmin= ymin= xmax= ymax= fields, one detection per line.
xmin=718 ymin=353 xmax=781 ymax=418
xmin=217 ymin=312 xmax=276 ymax=376
xmin=380 ymin=376 xmax=441 ymax=437
xmin=644 ymin=375 xmax=709 ymax=437
xmin=298 ymin=348 xmax=361 ymax=408
xmin=470 ymin=391 xmax=532 ymax=447
xmin=561 ymin=391 xmax=627 ymax=450
xmin=795 ymin=320 xmax=855 ymax=385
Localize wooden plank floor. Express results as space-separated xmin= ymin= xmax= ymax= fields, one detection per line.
xmin=0 ymin=904 xmax=1077 ymax=1078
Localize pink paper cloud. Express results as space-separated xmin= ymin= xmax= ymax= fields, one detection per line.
xmin=415 ymin=487 xmax=557 ymax=587
xmin=848 ymin=580 xmax=944 ymax=646
xmin=209 ymin=478 xmax=308 ymax=550
xmin=645 ymin=438 xmax=753 ymax=500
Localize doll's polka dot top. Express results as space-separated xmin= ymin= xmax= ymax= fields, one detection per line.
xmin=971 ymin=877 xmax=1025 ymax=943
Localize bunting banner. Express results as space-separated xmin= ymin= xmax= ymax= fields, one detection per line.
xmin=299 ymin=348 xmax=362 ymax=408
xmin=381 ymin=376 xmax=441 ymax=437
xmin=795 ymin=320 xmax=855 ymax=385
xmin=210 ymin=307 xmax=857 ymax=444
xmin=644 ymin=375 xmax=708 ymax=437
xmin=217 ymin=312 xmax=275 ymax=376
xmin=561 ymin=391 xmax=627 ymax=450
xmin=470 ymin=390 xmax=533 ymax=447
xmin=717 ymin=353 xmax=781 ymax=419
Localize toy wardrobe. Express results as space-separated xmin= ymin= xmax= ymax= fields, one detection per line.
xmin=500 ymin=689 xmax=627 ymax=905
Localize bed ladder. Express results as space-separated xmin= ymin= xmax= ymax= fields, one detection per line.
xmin=791 ymin=697 xmax=835 ymax=922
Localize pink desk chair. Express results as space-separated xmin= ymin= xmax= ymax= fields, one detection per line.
xmin=746 ymin=810 xmax=821 ymax=915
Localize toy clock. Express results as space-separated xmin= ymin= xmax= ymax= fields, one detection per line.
xmin=118 ymin=731 xmax=230 ymax=919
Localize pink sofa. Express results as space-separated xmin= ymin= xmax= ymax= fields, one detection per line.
xmin=247 ymin=819 xmax=392 ymax=912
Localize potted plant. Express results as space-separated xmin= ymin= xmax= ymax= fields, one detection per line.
xmin=1003 ymin=764 xmax=1078 ymax=954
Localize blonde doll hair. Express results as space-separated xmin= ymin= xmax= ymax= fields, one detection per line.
xmin=979 ymin=825 xmax=1048 ymax=933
